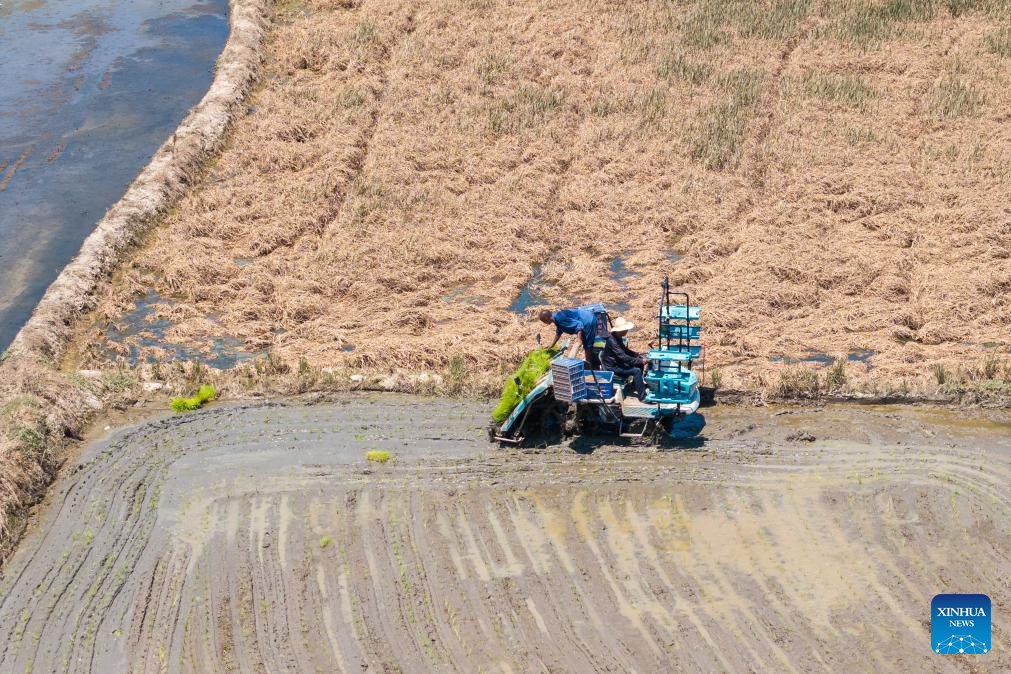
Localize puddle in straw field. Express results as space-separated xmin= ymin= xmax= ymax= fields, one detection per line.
xmin=509 ymin=263 xmax=550 ymax=314
xmin=103 ymin=289 xmax=262 ymax=368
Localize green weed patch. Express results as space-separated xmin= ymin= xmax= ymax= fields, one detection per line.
xmin=170 ymin=384 xmax=217 ymax=412
xmin=491 ymin=348 xmax=558 ymax=424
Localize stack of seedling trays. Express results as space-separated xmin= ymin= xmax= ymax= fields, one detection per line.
xmin=551 ymin=357 xmax=587 ymax=402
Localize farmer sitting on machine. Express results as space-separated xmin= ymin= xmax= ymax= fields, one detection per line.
xmin=601 ymin=317 xmax=647 ymax=401
xmin=539 ymin=307 xmax=600 ymax=369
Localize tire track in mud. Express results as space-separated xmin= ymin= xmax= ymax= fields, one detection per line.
xmin=0 ymin=398 xmax=1008 ymax=672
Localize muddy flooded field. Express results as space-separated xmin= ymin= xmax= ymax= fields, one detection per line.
xmin=0 ymin=396 xmax=1007 ymax=672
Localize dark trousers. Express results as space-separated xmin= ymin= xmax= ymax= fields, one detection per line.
xmin=584 ymin=349 xmax=601 ymax=371
xmin=611 ymin=366 xmax=646 ymax=400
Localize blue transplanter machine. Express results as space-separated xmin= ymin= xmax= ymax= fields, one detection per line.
xmin=492 ymin=277 xmax=707 ymax=446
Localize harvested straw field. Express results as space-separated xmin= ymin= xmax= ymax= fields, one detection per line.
xmin=72 ymin=0 xmax=1011 ymax=398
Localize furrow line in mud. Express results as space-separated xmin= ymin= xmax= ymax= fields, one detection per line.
xmin=405 ymin=491 xmax=471 ymax=670
xmin=530 ymin=491 xmax=647 ymax=671
xmin=364 ymin=490 xmax=432 ymax=669
xmin=711 ymin=489 xmax=820 ymax=672
xmin=0 ymin=440 xmax=163 ymax=671
xmin=0 ymin=399 xmax=1007 ymax=672
xmin=432 ymin=502 xmax=513 ymax=666
xmin=501 ymin=496 xmax=606 ymax=672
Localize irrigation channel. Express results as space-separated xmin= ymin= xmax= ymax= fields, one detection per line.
xmin=0 ymin=395 xmax=1008 ymax=672
xmin=0 ymin=0 xmax=229 ymax=349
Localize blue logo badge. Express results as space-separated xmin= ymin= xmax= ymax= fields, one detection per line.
xmin=932 ymin=594 xmax=990 ymax=654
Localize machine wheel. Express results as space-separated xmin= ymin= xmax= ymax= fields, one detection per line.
xmin=508 ymin=398 xmax=566 ymax=446
xmin=563 ymin=405 xmax=579 ymax=437
xmin=574 ymin=404 xmax=604 ymax=436
xmin=541 ymin=404 xmax=566 ymax=438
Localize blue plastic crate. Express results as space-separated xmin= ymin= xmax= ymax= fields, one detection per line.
xmin=551 ymin=357 xmax=585 ymax=376
xmin=584 ymin=371 xmax=615 ymax=399
xmin=552 ymin=357 xmax=587 ymax=402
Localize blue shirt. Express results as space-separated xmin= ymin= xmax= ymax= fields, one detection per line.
xmin=553 ymin=309 xmax=595 ymax=342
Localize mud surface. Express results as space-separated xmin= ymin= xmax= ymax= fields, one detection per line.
xmin=0 ymin=396 xmax=1008 ymax=672
xmin=0 ymin=0 xmax=228 ymax=349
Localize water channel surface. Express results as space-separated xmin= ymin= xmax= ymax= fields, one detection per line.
xmin=0 ymin=0 xmax=228 ymax=349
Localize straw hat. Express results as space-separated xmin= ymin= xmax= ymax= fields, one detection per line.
xmin=610 ymin=317 xmax=635 ymax=333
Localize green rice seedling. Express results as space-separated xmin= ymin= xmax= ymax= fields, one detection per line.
xmin=170 ymin=384 xmax=217 ymax=412
xmin=710 ymin=368 xmax=723 ymax=391
xmin=931 ymin=77 xmax=985 ymax=118
xmin=320 ymin=536 xmax=332 ymax=548
xmin=491 ymin=347 xmax=558 ymax=423
xmin=366 ymin=450 xmax=391 ymax=463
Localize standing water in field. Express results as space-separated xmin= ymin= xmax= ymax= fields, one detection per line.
xmin=0 ymin=0 xmax=229 ymax=349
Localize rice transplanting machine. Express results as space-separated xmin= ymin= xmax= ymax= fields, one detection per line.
xmin=492 ymin=277 xmax=707 ymax=446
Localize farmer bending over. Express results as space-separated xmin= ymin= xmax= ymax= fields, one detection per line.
xmin=539 ymin=307 xmax=599 ymax=369
xmin=601 ymin=317 xmax=647 ymax=401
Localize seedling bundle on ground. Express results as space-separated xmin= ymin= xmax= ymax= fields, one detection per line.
xmin=170 ymin=385 xmax=217 ymax=412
